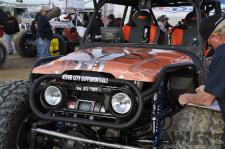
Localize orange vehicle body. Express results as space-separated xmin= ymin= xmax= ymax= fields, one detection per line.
xmin=33 ymin=47 xmax=192 ymax=82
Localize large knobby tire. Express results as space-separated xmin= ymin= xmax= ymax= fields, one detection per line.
xmin=174 ymin=106 xmax=224 ymax=149
xmin=15 ymin=30 xmax=36 ymax=57
xmin=0 ymin=40 xmax=7 ymax=66
xmin=0 ymin=80 xmax=31 ymax=149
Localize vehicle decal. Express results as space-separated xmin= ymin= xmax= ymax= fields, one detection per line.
xmin=50 ymin=21 xmax=73 ymax=28
xmin=148 ymin=49 xmax=175 ymax=55
xmin=61 ymin=48 xmax=125 ymax=72
xmin=75 ymin=86 xmax=99 ymax=92
xmin=32 ymin=47 xmax=193 ymax=82
xmin=62 ymin=74 xmax=109 ymax=83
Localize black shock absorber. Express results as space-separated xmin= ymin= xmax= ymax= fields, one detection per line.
xmin=152 ymin=80 xmax=167 ymax=149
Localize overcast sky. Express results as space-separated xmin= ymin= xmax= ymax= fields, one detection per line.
xmin=1 ymin=0 xmax=49 ymax=4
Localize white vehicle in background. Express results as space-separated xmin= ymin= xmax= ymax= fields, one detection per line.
xmin=15 ymin=7 xmax=87 ymax=58
xmin=19 ymin=12 xmax=36 ymax=30
xmin=51 ymin=12 xmax=86 ymax=37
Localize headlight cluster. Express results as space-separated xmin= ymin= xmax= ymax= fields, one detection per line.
xmin=111 ymin=93 xmax=132 ymax=115
xmin=44 ymin=86 xmax=63 ymax=107
xmin=42 ymin=85 xmax=133 ymax=116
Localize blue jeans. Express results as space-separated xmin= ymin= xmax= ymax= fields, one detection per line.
xmin=38 ymin=38 xmax=50 ymax=58
xmin=4 ymin=34 xmax=13 ymax=54
xmin=36 ymin=38 xmax=40 ymax=57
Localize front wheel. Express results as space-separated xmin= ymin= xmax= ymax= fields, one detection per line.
xmin=0 ymin=80 xmax=31 ymax=149
xmin=174 ymin=106 xmax=224 ymax=149
xmin=0 ymin=81 xmax=94 ymax=149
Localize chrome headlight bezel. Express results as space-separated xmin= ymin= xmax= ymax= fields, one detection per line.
xmin=110 ymin=92 xmax=133 ymax=116
xmin=41 ymin=85 xmax=65 ymax=109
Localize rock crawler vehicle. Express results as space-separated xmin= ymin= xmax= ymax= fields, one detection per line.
xmin=15 ymin=7 xmax=81 ymax=58
xmin=0 ymin=0 xmax=224 ymax=149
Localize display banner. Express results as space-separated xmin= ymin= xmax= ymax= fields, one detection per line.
xmin=50 ymin=0 xmax=84 ymax=10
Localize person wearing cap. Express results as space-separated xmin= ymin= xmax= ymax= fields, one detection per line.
xmin=37 ymin=6 xmax=53 ymax=57
xmin=179 ymin=15 xmax=225 ymax=143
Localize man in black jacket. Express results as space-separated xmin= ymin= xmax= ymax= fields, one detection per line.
xmin=4 ymin=11 xmax=19 ymax=55
xmin=37 ymin=6 xmax=52 ymax=57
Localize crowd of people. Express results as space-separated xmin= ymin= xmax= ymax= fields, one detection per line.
xmin=2 ymin=6 xmax=121 ymax=58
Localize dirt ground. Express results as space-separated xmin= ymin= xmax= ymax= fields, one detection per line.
xmin=0 ymin=53 xmax=36 ymax=83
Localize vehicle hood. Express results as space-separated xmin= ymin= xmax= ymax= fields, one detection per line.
xmin=32 ymin=47 xmax=193 ymax=82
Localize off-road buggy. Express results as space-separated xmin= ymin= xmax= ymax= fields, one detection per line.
xmin=0 ymin=0 xmax=224 ymax=149
xmin=15 ymin=7 xmax=83 ymax=58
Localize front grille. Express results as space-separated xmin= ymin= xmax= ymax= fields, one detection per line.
xmin=30 ymin=74 xmax=143 ymax=129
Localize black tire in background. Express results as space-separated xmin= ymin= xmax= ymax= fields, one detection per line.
xmin=0 ymin=40 xmax=7 ymax=66
xmin=174 ymin=106 xmax=224 ymax=149
xmin=15 ymin=30 xmax=37 ymax=57
xmin=50 ymin=33 xmax=67 ymax=56
xmin=0 ymin=81 xmax=31 ymax=149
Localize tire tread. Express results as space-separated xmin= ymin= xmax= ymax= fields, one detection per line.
xmin=0 ymin=80 xmax=30 ymax=149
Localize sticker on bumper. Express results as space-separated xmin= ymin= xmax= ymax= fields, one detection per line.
xmin=62 ymin=74 xmax=109 ymax=83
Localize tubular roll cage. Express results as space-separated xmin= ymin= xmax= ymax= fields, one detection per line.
xmin=81 ymin=0 xmax=222 ymax=62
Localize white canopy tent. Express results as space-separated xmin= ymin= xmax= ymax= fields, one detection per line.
xmin=49 ymin=0 xmax=95 ymax=11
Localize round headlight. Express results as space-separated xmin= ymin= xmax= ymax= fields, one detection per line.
xmin=44 ymin=86 xmax=62 ymax=106
xmin=111 ymin=93 xmax=132 ymax=114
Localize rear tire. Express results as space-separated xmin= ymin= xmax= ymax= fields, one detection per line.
xmin=0 ymin=40 xmax=7 ymax=66
xmin=0 ymin=80 xmax=31 ymax=149
xmin=175 ymin=106 xmax=224 ymax=149
xmin=15 ymin=30 xmax=36 ymax=57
